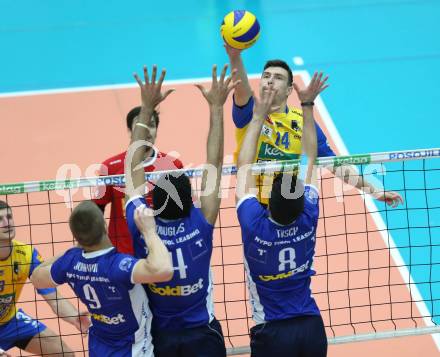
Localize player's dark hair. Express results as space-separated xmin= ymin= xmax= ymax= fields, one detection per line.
xmin=263 ymin=59 xmax=293 ymax=86
xmin=269 ymin=173 xmax=305 ymax=225
xmin=0 ymin=200 xmax=11 ymax=211
xmin=126 ymin=106 xmax=160 ymax=131
xmin=69 ymin=201 xmax=106 ymax=247
xmin=152 ymin=173 xmax=192 ymax=220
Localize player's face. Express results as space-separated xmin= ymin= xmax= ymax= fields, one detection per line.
xmin=260 ymin=67 xmax=292 ymax=106
xmin=0 ymin=208 xmax=15 ymax=241
xmin=130 ymin=114 xmax=158 ymax=146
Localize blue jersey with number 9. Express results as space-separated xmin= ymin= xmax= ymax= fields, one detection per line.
xmin=50 ymin=246 xmax=153 ymax=351
xmin=126 ymin=196 xmax=215 ymax=330
xmin=237 ymin=185 xmax=321 ymax=324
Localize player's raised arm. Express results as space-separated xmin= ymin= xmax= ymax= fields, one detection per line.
xmin=125 ymin=65 xmax=175 ymax=200
xmin=236 ymin=86 xmax=277 ymax=201
xmin=131 ymin=206 xmax=173 ymax=283
xmin=195 ymin=64 xmax=240 ymax=225
xmin=224 ymin=44 xmax=253 ymax=106
xmin=293 ymin=72 xmax=328 ymax=164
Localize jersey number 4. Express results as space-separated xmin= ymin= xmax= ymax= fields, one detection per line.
xmin=171 ymin=248 xmax=188 ymax=279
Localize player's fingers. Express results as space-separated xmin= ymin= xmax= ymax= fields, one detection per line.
xmin=157 ymin=68 xmax=166 ymax=87
xmin=133 ymin=73 xmax=143 ymax=88
xmin=162 ymin=88 xmax=175 ymax=101
xmin=224 ymin=68 xmax=236 ymax=87
xmin=212 ymin=64 xmax=218 ymax=86
xmin=318 ymin=84 xmax=329 ymax=93
xmin=151 ymin=65 xmax=157 ymax=85
xmin=292 ymin=82 xmax=300 ymax=93
xmin=143 ymin=65 xmax=149 ymax=84
xmin=194 ymin=84 xmax=208 ymax=98
xmin=219 ymin=63 xmax=228 ymax=84
xmin=227 ymin=79 xmax=241 ymax=94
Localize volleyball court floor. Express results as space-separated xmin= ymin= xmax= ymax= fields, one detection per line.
xmin=0 ymin=72 xmax=438 ymax=356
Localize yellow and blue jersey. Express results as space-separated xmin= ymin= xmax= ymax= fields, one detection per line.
xmin=233 ymin=96 xmax=335 ymax=204
xmin=0 ymin=240 xmax=55 ymax=325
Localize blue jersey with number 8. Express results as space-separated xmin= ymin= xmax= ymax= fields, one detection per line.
xmin=126 ymin=196 xmax=215 ymax=330
xmin=237 ymin=185 xmax=321 ymax=324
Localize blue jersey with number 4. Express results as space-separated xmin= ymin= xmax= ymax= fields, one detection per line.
xmin=51 ymin=247 xmax=153 ymax=351
xmin=126 ymin=196 xmax=215 ymax=330
xmin=237 ymin=185 xmax=321 ymax=324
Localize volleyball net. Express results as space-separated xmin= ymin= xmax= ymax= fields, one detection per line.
xmin=1 ymin=148 xmax=440 ymax=356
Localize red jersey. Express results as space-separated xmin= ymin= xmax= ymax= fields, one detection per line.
xmin=93 ymin=148 xmax=184 ymax=254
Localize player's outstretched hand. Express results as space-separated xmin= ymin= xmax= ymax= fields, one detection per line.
xmin=293 ymin=72 xmax=329 ymax=103
xmin=195 ymin=64 xmax=240 ymax=107
xmin=224 ymin=43 xmax=242 ymax=59
xmin=134 ymin=205 xmax=156 ymax=235
xmin=253 ymin=85 xmax=277 ymax=120
xmin=372 ymin=189 xmax=404 ymax=208
xmin=133 ymin=65 xmax=175 ymax=110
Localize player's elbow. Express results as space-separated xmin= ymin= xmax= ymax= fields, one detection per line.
xmin=151 ymin=257 xmax=174 ymax=282
xmin=141 ymin=257 xmax=173 ymax=283
xmin=153 ymin=267 xmax=174 ymax=282
xmin=30 ymin=269 xmax=45 ymax=289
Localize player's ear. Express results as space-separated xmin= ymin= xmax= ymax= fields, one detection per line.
xmin=286 ymin=85 xmax=293 ymax=96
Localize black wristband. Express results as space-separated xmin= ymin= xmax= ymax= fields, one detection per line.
xmin=301 ymin=101 xmax=314 ymax=107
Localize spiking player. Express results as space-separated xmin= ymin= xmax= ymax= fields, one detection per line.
xmin=225 ymin=45 xmax=403 ymax=207
xmin=0 ymin=200 xmax=87 ymax=356
xmin=235 ymin=80 xmax=327 ymax=356
xmin=30 ymin=199 xmax=173 ymax=356
xmin=125 ymin=64 xmax=239 ymax=357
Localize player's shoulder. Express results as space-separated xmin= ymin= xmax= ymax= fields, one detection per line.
xmin=11 ymin=240 xmax=33 ymax=258
xmin=287 ymin=105 xmax=303 ymax=118
xmin=156 ymin=151 xmax=183 ymax=168
xmin=101 ymin=151 xmax=126 ymax=172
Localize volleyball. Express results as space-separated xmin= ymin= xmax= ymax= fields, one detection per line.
xmin=220 ymin=10 xmax=260 ymax=50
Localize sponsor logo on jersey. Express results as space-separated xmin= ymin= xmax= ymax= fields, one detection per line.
xmin=13 ymin=262 xmax=19 ymax=275
xmin=258 ymin=143 xmax=300 ymax=161
xmin=91 ymin=313 xmax=126 ymax=325
xmin=291 ymin=120 xmax=300 ymax=131
xmin=148 ymin=278 xmax=204 ymax=296
xmin=0 ymin=293 xmax=14 ymax=318
xmin=258 ymin=261 xmax=310 ymax=282
xmin=16 ymin=249 xmax=26 ymax=256
xmin=119 ymin=257 xmax=134 ymax=272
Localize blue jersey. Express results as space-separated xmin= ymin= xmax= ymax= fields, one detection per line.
xmin=51 ymin=247 xmax=153 ymax=354
xmin=237 ymin=185 xmax=321 ymax=324
xmin=126 ymin=196 xmax=215 ymax=330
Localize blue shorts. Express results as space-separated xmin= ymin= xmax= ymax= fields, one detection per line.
xmin=151 ymin=318 xmax=226 ymax=357
xmin=250 ymin=315 xmax=327 ymax=357
xmin=88 ymin=330 xmax=154 ymax=357
xmin=0 ymin=309 xmax=47 ymax=351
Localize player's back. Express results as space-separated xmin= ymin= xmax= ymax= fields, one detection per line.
xmin=128 ymin=200 xmax=215 ymax=330
xmin=237 ymin=185 xmax=321 ymax=324
xmin=51 ymin=247 xmax=152 ymax=346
